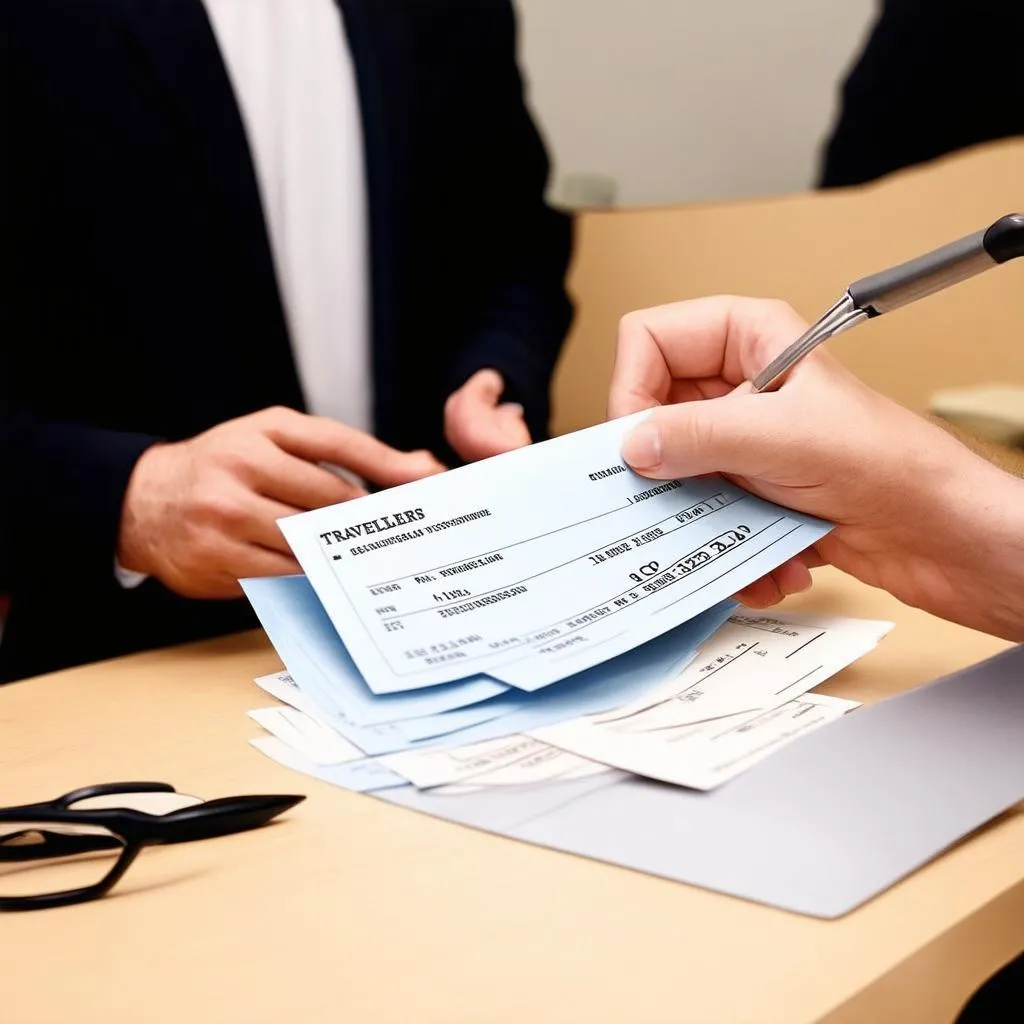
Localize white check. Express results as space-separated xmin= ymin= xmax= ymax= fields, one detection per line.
xmin=278 ymin=414 xmax=830 ymax=695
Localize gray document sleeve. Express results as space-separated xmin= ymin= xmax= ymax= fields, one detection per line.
xmin=380 ymin=645 xmax=1024 ymax=917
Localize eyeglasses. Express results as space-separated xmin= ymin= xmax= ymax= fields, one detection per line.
xmin=0 ymin=782 xmax=304 ymax=911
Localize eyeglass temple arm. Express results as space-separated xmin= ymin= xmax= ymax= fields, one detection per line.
xmin=57 ymin=782 xmax=176 ymax=808
xmin=152 ymin=794 xmax=305 ymax=844
xmin=0 ymin=793 xmax=305 ymax=851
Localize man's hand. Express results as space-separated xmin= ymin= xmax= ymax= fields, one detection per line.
xmin=609 ymin=297 xmax=1024 ymax=641
xmin=445 ymin=369 xmax=531 ymax=462
xmin=117 ymin=406 xmax=444 ymax=599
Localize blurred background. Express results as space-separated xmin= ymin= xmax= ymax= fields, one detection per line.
xmin=517 ymin=0 xmax=876 ymax=208
xmin=517 ymin=0 xmax=1024 ymax=447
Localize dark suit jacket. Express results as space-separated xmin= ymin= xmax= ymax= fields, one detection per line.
xmin=820 ymin=0 xmax=1024 ymax=187
xmin=0 ymin=0 xmax=573 ymax=682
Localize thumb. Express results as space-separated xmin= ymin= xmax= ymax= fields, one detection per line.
xmin=461 ymin=369 xmax=504 ymax=407
xmin=621 ymin=394 xmax=795 ymax=481
xmin=496 ymin=402 xmax=531 ymax=445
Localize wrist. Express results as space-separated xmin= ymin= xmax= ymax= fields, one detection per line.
xmin=926 ymin=457 xmax=1024 ymax=641
xmin=116 ymin=443 xmax=169 ymax=577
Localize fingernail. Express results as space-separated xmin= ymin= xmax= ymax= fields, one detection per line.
xmin=503 ymin=403 xmax=524 ymax=417
xmin=622 ymin=423 xmax=662 ymax=469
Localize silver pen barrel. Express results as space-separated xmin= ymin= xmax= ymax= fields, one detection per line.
xmin=751 ymin=296 xmax=867 ymax=393
xmin=751 ymin=213 xmax=1024 ymax=393
xmin=848 ymin=230 xmax=994 ymax=315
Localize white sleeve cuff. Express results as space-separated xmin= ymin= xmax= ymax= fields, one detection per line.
xmin=114 ymin=559 xmax=149 ymax=590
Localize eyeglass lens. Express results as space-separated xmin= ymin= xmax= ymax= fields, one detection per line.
xmin=0 ymin=822 xmax=126 ymax=899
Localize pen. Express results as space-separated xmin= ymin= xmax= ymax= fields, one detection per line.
xmin=751 ymin=212 xmax=1024 ymax=393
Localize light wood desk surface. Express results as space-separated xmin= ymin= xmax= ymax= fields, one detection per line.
xmin=2 ymin=569 xmax=1022 ymax=1024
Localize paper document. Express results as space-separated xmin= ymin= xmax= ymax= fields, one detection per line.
xmin=241 ymin=574 xmax=507 ymax=726
xmin=277 ymin=413 xmax=829 ymax=695
xmin=434 ymin=754 xmax=613 ymax=795
xmin=584 ymin=611 xmax=892 ymax=730
xmin=249 ymin=611 xmax=885 ymax=790
xmin=250 ymin=736 xmax=410 ymax=792
xmin=532 ymin=611 xmax=887 ymax=790
xmin=250 ymin=718 xmax=614 ymax=796
xmin=249 ymin=600 xmax=730 ymax=758
xmin=250 ymin=614 xmax=884 ymax=795
xmin=253 ymin=671 xmax=513 ymax=756
xmin=248 ymin=706 xmax=363 ymax=766
xmin=537 ymin=692 xmax=860 ymax=791
xmin=379 ymin=734 xmax=608 ymax=790
xmin=253 ymin=671 xmax=327 ymax=722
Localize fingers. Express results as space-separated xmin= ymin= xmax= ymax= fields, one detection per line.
xmin=772 ymin=557 xmax=814 ymax=595
xmin=238 ymin=493 xmax=305 ymax=555
xmin=447 ymin=402 xmax=531 ymax=461
xmin=206 ymin=540 xmax=303 ymax=598
xmin=457 ymin=368 xmax=505 ymax=405
xmin=621 ymin=390 xmax=793 ymax=481
xmin=182 ymin=480 xmax=300 ymax=557
xmin=166 ymin=534 xmax=302 ymax=600
xmin=364 ymin=448 xmax=446 ymax=486
xmin=255 ymin=407 xmax=445 ymax=487
xmin=249 ymin=441 xmax=367 ymax=509
xmin=797 ymin=548 xmax=827 ymax=570
xmin=608 ymin=311 xmax=675 ymax=418
xmin=609 ymin=297 xmax=811 ymax=418
xmin=494 ymin=403 xmax=531 ymax=451
xmin=445 ymin=376 xmax=493 ymax=459
xmin=732 ymin=576 xmax=783 ymax=609
xmin=230 ymin=541 xmax=302 ymax=580
xmin=445 ymin=371 xmax=531 ymax=461
xmin=733 ymin=558 xmax=813 ymax=609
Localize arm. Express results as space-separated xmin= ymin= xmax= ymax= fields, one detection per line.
xmin=0 ymin=404 xmax=159 ymax=591
xmin=0 ymin=16 xmax=163 ymax=602
xmin=441 ymin=0 xmax=574 ymax=444
xmin=609 ymin=296 xmax=1024 ymax=642
xmin=819 ymin=0 xmax=1024 ymax=188
xmin=0 ymin=6 xmax=446 ymax=625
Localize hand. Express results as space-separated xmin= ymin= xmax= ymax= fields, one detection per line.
xmin=118 ymin=406 xmax=445 ymax=599
xmin=445 ymin=369 xmax=531 ymax=462
xmin=609 ymin=296 xmax=1024 ymax=640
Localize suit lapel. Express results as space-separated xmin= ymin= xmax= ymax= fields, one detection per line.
xmin=112 ymin=0 xmax=413 ymax=427
xmin=111 ymin=0 xmax=302 ymax=406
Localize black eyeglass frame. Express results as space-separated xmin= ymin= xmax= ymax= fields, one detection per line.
xmin=0 ymin=781 xmax=303 ymax=911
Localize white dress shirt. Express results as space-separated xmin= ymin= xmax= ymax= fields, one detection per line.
xmin=116 ymin=0 xmax=371 ymax=589
xmin=203 ymin=0 xmax=371 ymax=429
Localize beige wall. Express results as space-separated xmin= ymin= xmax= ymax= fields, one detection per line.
xmin=516 ymin=0 xmax=877 ymax=207
xmin=551 ymin=140 xmax=1024 ymax=437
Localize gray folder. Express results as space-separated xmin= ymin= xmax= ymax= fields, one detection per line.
xmin=379 ymin=645 xmax=1024 ymax=917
